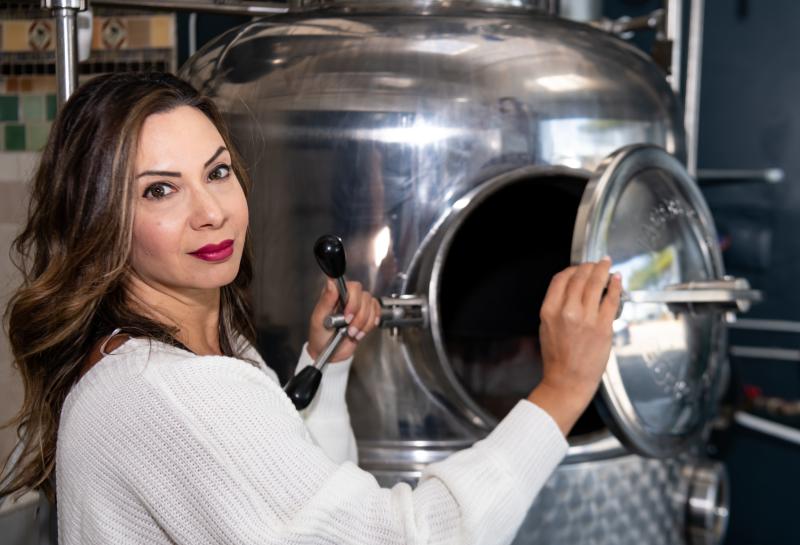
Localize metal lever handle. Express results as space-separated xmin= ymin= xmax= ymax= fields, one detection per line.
xmin=284 ymin=328 xmax=349 ymax=410
xmin=313 ymin=234 xmax=348 ymax=308
xmin=285 ymin=235 xmax=351 ymax=410
xmin=619 ymin=277 xmax=761 ymax=316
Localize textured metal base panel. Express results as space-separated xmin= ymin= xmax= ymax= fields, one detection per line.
xmin=515 ymin=455 xmax=688 ymax=545
xmin=370 ymin=455 xmax=689 ymax=545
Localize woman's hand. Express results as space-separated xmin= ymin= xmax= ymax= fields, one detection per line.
xmin=528 ymin=258 xmax=622 ymax=435
xmin=307 ymin=279 xmax=382 ymax=363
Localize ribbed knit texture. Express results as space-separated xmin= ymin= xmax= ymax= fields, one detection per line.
xmin=56 ymin=338 xmax=567 ymax=545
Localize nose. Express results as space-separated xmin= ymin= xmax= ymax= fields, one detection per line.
xmin=189 ymin=185 xmax=225 ymax=230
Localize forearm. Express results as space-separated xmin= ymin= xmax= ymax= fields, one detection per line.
xmin=527 ymin=382 xmax=595 ymax=436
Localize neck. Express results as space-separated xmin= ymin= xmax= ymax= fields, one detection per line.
xmin=125 ymin=275 xmax=223 ymax=356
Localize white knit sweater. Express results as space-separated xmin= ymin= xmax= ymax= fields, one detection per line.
xmin=56 ymin=337 xmax=567 ymax=545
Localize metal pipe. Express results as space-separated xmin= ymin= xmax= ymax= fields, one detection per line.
xmin=727 ymin=318 xmax=800 ymax=333
xmin=696 ymin=168 xmax=785 ymax=184
xmin=684 ymin=0 xmax=705 ymax=177
xmin=92 ymin=0 xmax=289 ymax=15
xmin=666 ymin=0 xmax=683 ymax=96
xmin=45 ymin=1 xmax=83 ymax=107
xmin=734 ymin=411 xmax=800 ymax=446
xmin=729 ymin=346 xmax=800 ymax=363
xmin=188 ymin=11 xmax=198 ymax=57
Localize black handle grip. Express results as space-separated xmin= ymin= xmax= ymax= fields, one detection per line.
xmin=313 ymin=235 xmax=346 ymax=279
xmin=284 ymin=366 xmax=322 ymax=410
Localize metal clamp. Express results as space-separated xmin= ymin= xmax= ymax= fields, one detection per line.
xmin=591 ymin=8 xmax=665 ymax=38
xmin=324 ymin=295 xmax=429 ymax=330
xmin=620 ymin=277 xmax=761 ymax=316
xmin=683 ymin=461 xmax=730 ymax=545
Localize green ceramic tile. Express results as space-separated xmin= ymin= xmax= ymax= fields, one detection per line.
xmin=46 ymin=94 xmax=57 ymax=120
xmin=26 ymin=122 xmax=51 ymax=151
xmin=5 ymin=124 xmax=25 ymax=151
xmin=21 ymin=95 xmax=46 ymax=122
xmin=0 ymin=96 xmax=19 ymax=122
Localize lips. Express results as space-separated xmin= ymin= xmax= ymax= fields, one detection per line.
xmin=189 ymin=239 xmax=234 ymax=262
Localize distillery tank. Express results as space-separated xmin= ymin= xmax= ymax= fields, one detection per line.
xmin=181 ymin=1 xmax=754 ymax=543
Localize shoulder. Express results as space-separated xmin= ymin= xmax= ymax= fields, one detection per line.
xmin=57 ymin=340 xmax=311 ymax=496
xmin=236 ymin=338 xmax=280 ymax=383
xmin=63 ymin=338 xmax=293 ymax=430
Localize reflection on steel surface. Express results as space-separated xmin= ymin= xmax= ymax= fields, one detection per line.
xmin=181 ymin=3 xmax=729 ymax=543
xmin=181 ymin=2 xmax=685 ymax=449
xmin=569 ymin=145 xmax=738 ymax=458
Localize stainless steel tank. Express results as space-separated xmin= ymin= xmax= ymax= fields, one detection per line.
xmin=181 ymin=2 xmax=751 ymax=543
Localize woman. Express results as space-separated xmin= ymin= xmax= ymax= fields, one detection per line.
xmin=1 ymin=72 xmax=621 ymax=545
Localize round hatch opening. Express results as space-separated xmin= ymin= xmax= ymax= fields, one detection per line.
xmin=437 ymin=175 xmax=607 ymax=438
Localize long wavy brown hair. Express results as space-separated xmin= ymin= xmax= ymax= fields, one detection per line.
xmin=0 ymin=72 xmax=256 ymax=501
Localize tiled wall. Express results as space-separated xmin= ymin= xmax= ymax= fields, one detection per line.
xmin=0 ymin=6 xmax=177 ymax=469
xmin=1 ymin=14 xmax=176 ymax=53
xmin=0 ymin=11 xmax=177 ymax=153
xmin=0 ymin=79 xmax=56 ymax=152
xmin=0 ymin=152 xmax=38 ymax=472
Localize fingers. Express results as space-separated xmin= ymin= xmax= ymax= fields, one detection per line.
xmin=310 ymin=279 xmax=340 ymax=324
xmin=540 ymin=266 xmax=578 ymax=318
xmin=369 ymin=298 xmax=381 ymax=329
xmin=583 ymin=257 xmax=612 ymax=309
xmin=562 ymin=262 xmax=596 ymax=314
xmin=599 ymin=272 xmax=623 ymax=324
xmin=321 ymin=278 xmax=340 ymax=308
xmin=542 ymin=259 xmax=616 ymax=322
xmin=343 ymin=282 xmax=379 ymax=341
xmin=342 ymin=281 xmax=363 ymax=326
xmin=310 ymin=279 xmax=382 ymax=362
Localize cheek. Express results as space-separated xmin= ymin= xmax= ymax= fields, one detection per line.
xmin=230 ymin=184 xmax=249 ymax=231
xmin=131 ymin=214 xmax=183 ymax=267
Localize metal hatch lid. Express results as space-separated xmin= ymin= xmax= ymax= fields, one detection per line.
xmin=571 ymin=144 xmax=727 ymax=458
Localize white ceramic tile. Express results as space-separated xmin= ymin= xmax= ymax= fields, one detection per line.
xmin=0 ymin=222 xmax=23 ymax=467
xmin=0 ymin=152 xmax=40 ymax=183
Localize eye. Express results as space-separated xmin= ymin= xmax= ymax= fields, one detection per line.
xmin=143 ymin=182 xmax=176 ymax=200
xmin=209 ymin=163 xmax=231 ymax=181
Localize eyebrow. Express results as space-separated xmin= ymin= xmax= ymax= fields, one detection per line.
xmin=204 ymin=146 xmax=227 ymax=168
xmin=135 ymin=146 xmax=229 ymax=179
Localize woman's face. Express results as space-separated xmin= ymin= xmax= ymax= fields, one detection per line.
xmin=130 ymin=105 xmax=248 ymax=294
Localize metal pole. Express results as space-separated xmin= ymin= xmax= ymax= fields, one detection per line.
xmin=93 ymin=0 xmax=289 ymax=15
xmin=696 ymin=168 xmax=785 ymax=184
xmin=54 ymin=7 xmax=79 ymax=107
xmin=666 ymin=0 xmax=683 ymax=96
xmin=43 ymin=0 xmax=86 ymax=108
xmin=684 ymin=0 xmax=705 ymax=177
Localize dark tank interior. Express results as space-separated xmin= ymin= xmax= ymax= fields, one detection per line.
xmin=439 ymin=175 xmax=607 ymax=437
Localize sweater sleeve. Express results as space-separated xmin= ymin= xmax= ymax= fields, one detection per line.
xmin=107 ymin=355 xmax=566 ymax=545
xmin=293 ymin=344 xmax=359 ymax=465
xmin=250 ymin=343 xmax=357 ymax=464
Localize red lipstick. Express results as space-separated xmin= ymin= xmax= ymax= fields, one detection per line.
xmin=189 ymin=239 xmax=234 ymax=262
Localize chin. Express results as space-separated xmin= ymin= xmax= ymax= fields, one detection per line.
xmin=189 ymin=265 xmax=241 ymax=289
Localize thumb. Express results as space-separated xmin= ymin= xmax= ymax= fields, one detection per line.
xmin=317 ymin=278 xmax=340 ymax=312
